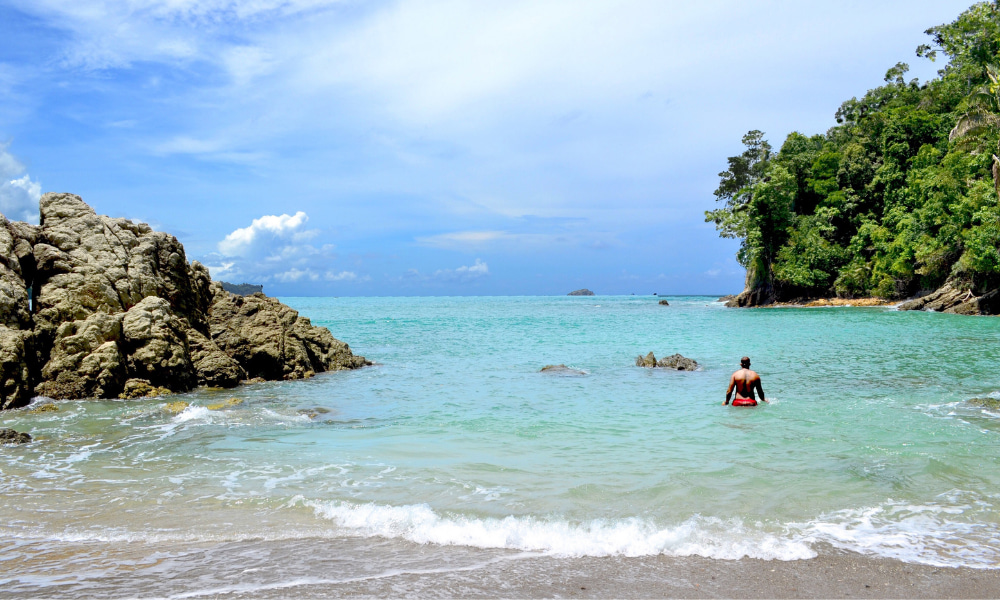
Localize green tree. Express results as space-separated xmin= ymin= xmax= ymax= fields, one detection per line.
xmin=949 ymin=63 xmax=1000 ymax=200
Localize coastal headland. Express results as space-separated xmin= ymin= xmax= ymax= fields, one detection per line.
xmin=0 ymin=193 xmax=369 ymax=410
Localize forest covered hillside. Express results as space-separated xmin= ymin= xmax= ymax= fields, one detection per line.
xmin=708 ymin=1 xmax=1000 ymax=311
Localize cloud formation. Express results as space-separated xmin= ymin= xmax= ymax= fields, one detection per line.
xmin=0 ymin=145 xmax=41 ymax=224
xmin=206 ymin=210 xmax=360 ymax=287
xmin=218 ymin=211 xmax=313 ymax=256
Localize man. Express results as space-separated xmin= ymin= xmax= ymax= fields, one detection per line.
xmin=724 ymin=356 xmax=767 ymax=407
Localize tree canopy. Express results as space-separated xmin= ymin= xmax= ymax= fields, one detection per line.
xmin=708 ymin=1 xmax=1000 ymax=302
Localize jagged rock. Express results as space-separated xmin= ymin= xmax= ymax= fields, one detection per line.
xmin=568 ymin=289 xmax=595 ymax=296
xmin=899 ymin=281 xmax=1000 ymax=315
xmin=35 ymin=312 xmax=126 ymax=399
xmin=0 ymin=216 xmax=37 ymax=330
xmin=636 ymin=352 xmax=698 ymax=370
xmin=119 ymin=378 xmax=172 ymax=399
xmin=28 ymin=403 xmax=58 ymax=413
xmin=636 ymin=352 xmax=657 ymax=368
xmin=540 ymin=364 xmax=587 ymax=376
xmin=658 ymin=299 xmax=669 ymax=306
xmin=0 ymin=193 xmax=370 ymax=406
xmin=186 ymin=328 xmax=244 ymax=387
xmin=656 ymin=353 xmax=699 ymax=370
xmin=0 ymin=326 xmax=31 ymax=410
xmin=0 ymin=428 xmax=31 ymax=444
xmin=208 ymin=285 xmax=371 ymax=381
xmin=121 ymin=297 xmax=195 ymax=391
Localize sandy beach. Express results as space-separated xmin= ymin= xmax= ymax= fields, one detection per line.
xmin=231 ymin=547 xmax=1000 ymax=599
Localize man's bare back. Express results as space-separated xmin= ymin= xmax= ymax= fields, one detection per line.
xmin=724 ymin=356 xmax=767 ymax=406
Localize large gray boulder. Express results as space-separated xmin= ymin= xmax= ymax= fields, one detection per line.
xmin=0 ymin=193 xmax=370 ymax=406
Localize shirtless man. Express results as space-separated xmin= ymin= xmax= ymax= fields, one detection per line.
xmin=724 ymin=356 xmax=767 ymax=407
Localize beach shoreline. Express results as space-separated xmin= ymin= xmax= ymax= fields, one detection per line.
xmin=191 ymin=545 xmax=1000 ymax=598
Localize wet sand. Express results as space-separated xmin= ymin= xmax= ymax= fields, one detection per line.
xmin=225 ymin=547 xmax=1000 ymax=598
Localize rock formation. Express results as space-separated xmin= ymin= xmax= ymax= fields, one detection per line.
xmin=0 ymin=428 xmax=31 ymax=444
xmin=0 ymin=193 xmax=369 ymax=410
xmin=898 ymin=281 xmax=1000 ymax=315
xmin=567 ymin=289 xmax=595 ymax=296
xmin=656 ymin=353 xmax=699 ymax=370
xmin=635 ymin=352 xmax=698 ymax=371
xmin=658 ymin=299 xmax=669 ymax=306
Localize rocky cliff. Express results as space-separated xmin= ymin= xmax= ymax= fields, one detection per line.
xmin=0 ymin=193 xmax=369 ymax=410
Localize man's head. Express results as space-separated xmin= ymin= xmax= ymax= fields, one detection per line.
xmin=740 ymin=356 xmax=751 ymax=368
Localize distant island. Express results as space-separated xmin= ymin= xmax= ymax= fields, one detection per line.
xmin=567 ymin=289 xmax=595 ymax=296
xmin=706 ymin=2 xmax=1000 ymax=316
xmin=220 ymin=282 xmax=264 ymax=296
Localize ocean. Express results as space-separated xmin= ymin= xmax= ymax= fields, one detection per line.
xmin=2 ymin=295 xmax=1000 ymax=597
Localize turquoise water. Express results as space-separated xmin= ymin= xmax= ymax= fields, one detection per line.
xmin=3 ymin=295 xmax=1000 ymax=595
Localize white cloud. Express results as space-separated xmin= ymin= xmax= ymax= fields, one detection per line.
xmin=0 ymin=145 xmax=41 ymax=224
xmin=218 ymin=210 xmax=311 ymax=256
xmin=325 ymin=270 xmax=357 ymax=281
xmin=273 ymin=267 xmax=319 ymax=282
xmin=432 ymin=259 xmax=489 ymax=283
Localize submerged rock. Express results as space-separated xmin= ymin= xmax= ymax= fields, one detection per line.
xmin=207 ymin=397 xmax=243 ymax=410
xmin=162 ymin=401 xmax=189 ymax=414
xmin=540 ymin=364 xmax=587 ymax=376
xmin=0 ymin=193 xmax=370 ymax=408
xmin=567 ymin=289 xmax=595 ymax=296
xmin=658 ymin=299 xmax=670 ymax=306
xmin=968 ymin=397 xmax=1000 ymax=410
xmin=0 ymin=428 xmax=30 ymax=444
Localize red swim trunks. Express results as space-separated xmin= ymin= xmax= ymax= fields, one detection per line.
xmin=731 ymin=398 xmax=757 ymax=407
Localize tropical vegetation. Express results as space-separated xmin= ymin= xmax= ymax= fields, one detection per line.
xmin=707 ymin=1 xmax=1000 ymax=304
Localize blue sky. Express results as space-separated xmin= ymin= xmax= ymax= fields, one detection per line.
xmin=0 ymin=0 xmax=976 ymax=296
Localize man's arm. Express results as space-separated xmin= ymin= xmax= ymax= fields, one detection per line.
xmin=724 ymin=375 xmax=735 ymax=405
xmin=754 ymin=377 xmax=767 ymax=403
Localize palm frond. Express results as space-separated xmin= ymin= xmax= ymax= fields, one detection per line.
xmin=949 ymin=110 xmax=1000 ymax=141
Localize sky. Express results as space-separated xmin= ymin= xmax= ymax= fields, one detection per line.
xmin=0 ymin=0 xmax=978 ymax=296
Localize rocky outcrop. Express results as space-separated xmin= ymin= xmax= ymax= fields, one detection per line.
xmin=568 ymin=289 xmax=595 ymax=296
xmin=635 ymin=352 xmax=658 ymax=368
xmin=656 ymin=353 xmax=699 ymax=370
xmin=635 ymin=352 xmax=698 ymax=370
xmin=658 ymin=299 xmax=669 ymax=306
xmin=898 ymin=281 xmax=1000 ymax=315
xmin=0 ymin=428 xmax=30 ymax=444
xmin=208 ymin=284 xmax=369 ymax=380
xmin=0 ymin=193 xmax=369 ymax=409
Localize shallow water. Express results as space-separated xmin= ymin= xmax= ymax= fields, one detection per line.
xmin=2 ymin=296 xmax=1000 ymax=596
